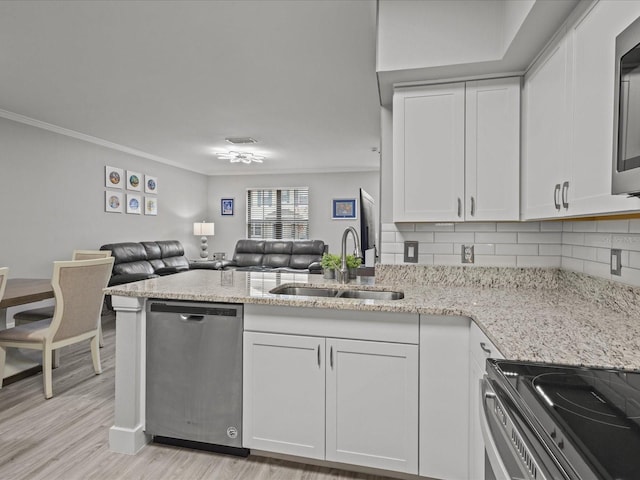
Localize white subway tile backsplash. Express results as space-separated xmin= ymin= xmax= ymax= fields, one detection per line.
xmin=584 ymin=260 xmax=611 ymax=279
xmin=540 ymin=221 xmax=563 ymax=232
xmin=571 ymin=221 xmax=597 ymax=233
xmin=518 ymin=232 xmax=562 ymax=244
xmin=497 ymin=222 xmax=540 ymax=232
xmin=475 ymin=255 xmax=517 ymax=267
xmin=434 ymin=232 xmax=475 ymax=244
xmin=539 ymin=244 xmax=562 ymax=256
xmin=415 ymin=223 xmax=454 ymax=232
xmin=454 ymin=222 xmax=497 ymax=232
xmin=433 ymin=254 xmax=462 ymax=266
xmin=420 ymin=243 xmax=454 ymax=255
xmin=379 ymin=219 xmax=640 ymax=288
xmin=572 ymin=245 xmax=598 ymax=262
xmin=562 ymin=232 xmax=585 ymax=245
xmin=561 ymin=256 xmax=584 ymax=272
xmin=475 ymin=232 xmax=518 ymax=244
xmin=495 ymin=243 xmax=539 ymax=256
xmin=584 ymin=233 xmax=612 ymax=248
xmin=517 ymin=256 xmax=561 ymax=268
xmin=597 ymin=219 xmax=629 ymax=233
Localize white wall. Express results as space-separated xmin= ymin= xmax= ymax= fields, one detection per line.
xmin=207 ymin=171 xmax=379 ymax=258
xmin=0 ymin=117 xmax=209 ymax=277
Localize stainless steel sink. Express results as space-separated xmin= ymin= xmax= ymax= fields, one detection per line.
xmin=270 ymin=285 xmax=404 ymax=301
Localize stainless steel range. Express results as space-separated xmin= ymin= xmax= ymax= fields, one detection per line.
xmin=482 ymin=359 xmax=640 ymax=480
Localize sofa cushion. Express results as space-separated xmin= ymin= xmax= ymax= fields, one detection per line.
xmin=233 ymin=240 xmax=266 ymax=267
xmin=163 ymin=255 xmax=190 ymax=269
xmin=262 ymin=241 xmax=292 ymax=268
xmin=101 ymin=242 xmax=147 ymax=264
xmin=289 ymin=240 xmax=325 ymax=270
xmin=112 ymin=260 xmax=155 ymax=276
xmin=157 ymin=240 xmax=185 ymax=258
xmin=141 ymin=241 xmax=162 ymax=260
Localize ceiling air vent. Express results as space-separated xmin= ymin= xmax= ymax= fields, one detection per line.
xmin=225 ymin=137 xmax=257 ymax=145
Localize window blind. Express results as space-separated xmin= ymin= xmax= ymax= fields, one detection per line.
xmin=247 ymin=187 xmax=309 ymax=240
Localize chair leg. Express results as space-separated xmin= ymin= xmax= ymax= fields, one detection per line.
xmin=98 ymin=322 xmax=104 ymax=348
xmin=91 ymin=335 xmax=102 ymax=375
xmin=0 ymin=346 xmax=5 ymax=389
xmin=43 ymin=344 xmax=53 ymax=399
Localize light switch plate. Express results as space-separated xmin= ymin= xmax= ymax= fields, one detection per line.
xmin=461 ymin=245 xmax=474 ymax=264
xmin=404 ymin=241 xmax=418 ymax=263
xmin=611 ymin=249 xmax=622 ymax=275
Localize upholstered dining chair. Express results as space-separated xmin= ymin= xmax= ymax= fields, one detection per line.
xmin=0 ymin=256 xmax=114 ymax=399
xmin=13 ymin=250 xmax=111 ymax=347
xmin=0 ymin=267 xmax=8 ymax=303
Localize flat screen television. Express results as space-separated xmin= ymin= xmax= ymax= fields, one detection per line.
xmin=359 ymin=188 xmax=377 ymax=263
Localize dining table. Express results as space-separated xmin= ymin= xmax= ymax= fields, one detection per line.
xmin=0 ymin=278 xmax=54 ymax=382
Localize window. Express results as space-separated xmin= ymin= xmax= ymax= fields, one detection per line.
xmin=247 ymin=187 xmax=309 ymax=240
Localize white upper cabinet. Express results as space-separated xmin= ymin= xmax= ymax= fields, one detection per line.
xmin=393 ymin=78 xmax=520 ymax=222
xmin=393 ymin=82 xmax=465 ymax=222
xmin=522 ymin=0 xmax=640 ymax=220
xmin=466 ymin=77 xmax=521 ymax=221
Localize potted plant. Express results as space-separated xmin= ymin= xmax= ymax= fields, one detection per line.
xmin=346 ymin=254 xmax=362 ymax=279
xmin=321 ymin=253 xmax=341 ymax=279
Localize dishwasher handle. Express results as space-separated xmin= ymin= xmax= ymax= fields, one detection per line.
xmin=149 ymin=302 xmax=241 ymax=318
xmin=180 ymin=314 xmax=205 ymax=322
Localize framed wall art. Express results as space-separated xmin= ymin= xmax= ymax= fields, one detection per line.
xmin=332 ymin=198 xmax=357 ymax=219
xmin=127 ymin=171 xmax=142 ymax=191
xmin=145 ymin=175 xmax=158 ymax=194
xmin=221 ymin=198 xmax=234 ymax=216
xmin=145 ymin=197 xmax=158 ymax=216
xmin=126 ymin=194 xmax=142 ymax=214
xmin=105 ymin=166 xmax=124 ymax=189
xmin=105 ymin=191 xmax=124 ymax=213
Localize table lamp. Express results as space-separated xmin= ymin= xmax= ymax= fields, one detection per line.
xmin=193 ymin=222 xmax=215 ymax=260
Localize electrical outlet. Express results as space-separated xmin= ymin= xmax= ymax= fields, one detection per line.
xmin=404 ymin=241 xmax=418 ymax=263
xmin=461 ymin=245 xmax=474 ymax=264
xmin=611 ymin=249 xmax=622 ymax=276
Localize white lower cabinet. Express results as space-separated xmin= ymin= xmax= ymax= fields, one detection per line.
xmin=243 ymin=306 xmax=419 ymax=475
xmin=468 ymin=322 xmax=504 ymax=480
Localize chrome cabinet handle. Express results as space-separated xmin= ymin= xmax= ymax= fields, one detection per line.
xmin=562 ymin=181 xmax=569 ymax=209
xmin=330 ymin=346 xmax=334 ymax=369
xmin=470 ymin=196 xmax=476 ymax=216
xmin=554 ymin=184 xmax=561 ymax=210
xmin=480 ymin=342 xmax=491 ymax=355
xmin=457 ymin=198 xmax=462 ymax=218
xmin=317 ymin=345 xmax=321 ymax=368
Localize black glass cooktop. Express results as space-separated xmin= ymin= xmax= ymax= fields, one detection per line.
xmin=491 ymin=360 xmax=640 ymax=480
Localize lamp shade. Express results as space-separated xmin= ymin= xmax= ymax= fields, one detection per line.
xmin=193 ymin=222 xmax=215 ymax=236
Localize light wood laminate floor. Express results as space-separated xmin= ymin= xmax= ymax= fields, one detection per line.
xmin=0 ymin=313 xmax=397 ymax=480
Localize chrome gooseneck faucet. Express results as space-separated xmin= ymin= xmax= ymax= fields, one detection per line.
xmin=337 ymin=226 xmax=362 ymax=284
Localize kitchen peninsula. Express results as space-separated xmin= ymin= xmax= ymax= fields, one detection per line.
xmin=105 ymin=266 xmax=640 ymax=478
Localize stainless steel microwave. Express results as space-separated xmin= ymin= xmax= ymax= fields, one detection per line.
xmin=613 ymin=15 xmax=640 ymax=197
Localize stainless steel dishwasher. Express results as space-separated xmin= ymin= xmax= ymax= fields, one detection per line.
xmin=145 ymin=300 xmax=248 ymax=456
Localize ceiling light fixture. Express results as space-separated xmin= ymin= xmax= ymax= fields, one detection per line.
xmin=225 ymin=137 xmax=257 ymax=145
xmin=217 ymin=151 xmax=265 ymax=164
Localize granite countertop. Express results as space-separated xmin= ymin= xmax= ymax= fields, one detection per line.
xmin=105 ymin=266 xmax=640 ymax=371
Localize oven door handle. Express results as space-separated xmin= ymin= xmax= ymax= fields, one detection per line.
xmin=480 ymin=378 xmax=513 ymax=480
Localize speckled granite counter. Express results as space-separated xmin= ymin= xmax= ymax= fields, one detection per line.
xmin=105 ymin=266 xmax=640 ymax=371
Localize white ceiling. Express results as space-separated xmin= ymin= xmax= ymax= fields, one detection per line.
xmin=0 ymin=0 xmax=381 ymax=176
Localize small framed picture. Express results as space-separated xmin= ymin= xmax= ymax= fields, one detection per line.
xmin=145 ymin=196 xmax=158 ymax=216
xmin=221 ymin=198 xmax=234 ymax=216
xmin=105 ymin=191 xmax=123 ymax=213
xmin=126 ymin=194 xmax=142 ymax=214
xmin=145 ymin=175 xmax=158 ymax=194
xmin=105 ymin=166 xmax=124 ymax=189
xmin=332 ymin=198 xmax=357 ymax=219
xmin=126 ymin=171 xmax=142 ymax=191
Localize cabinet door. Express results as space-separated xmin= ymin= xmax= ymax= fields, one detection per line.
xmin=522 ymin=29 xmax=572 ymax=219
xmin=243 ymin=332 xmax=325 ymax=459
xmin=393 ymin=83 xmax=465 ymax=222
xmin=568 ymin=1 xmax=640 ymax=215
xmin=325 ymin=338 xmax=418 ymax=474
xmin=466 ymin=77 xmax=521 ymax=221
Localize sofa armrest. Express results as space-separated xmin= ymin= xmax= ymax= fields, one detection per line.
xmin=108 ymin=273 xmax=159 ymax=287
xmin=155 ymin=265 xmax=189 ymax=276
xmin=308 ymin=261 xmax=323 ymax=273
xmin=189 ymin=261 xmax=223 ymax=270
xmin=218 ymin=259 xmax=237 ymax=269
